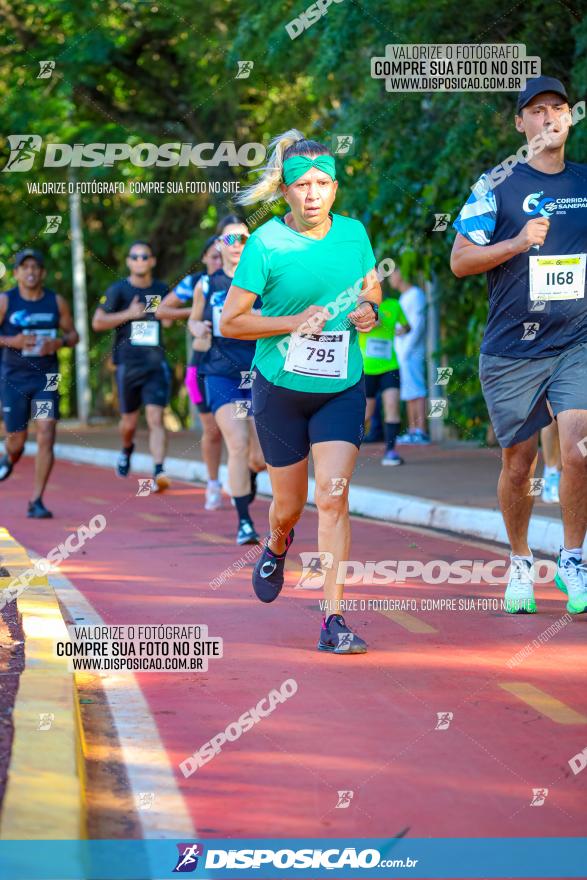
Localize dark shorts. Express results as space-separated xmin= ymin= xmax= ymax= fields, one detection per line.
xmin=196 ymin=371 xmax=212 ymax=415
xmin=1 ymin=371 xmax=60 ymax=432
xmin=205 ymin=374 xmax=252 ymax=416
xmin=116 ymin=362 xmax=171 ymax=414
xmin=479 ymin=341 xmax=587 ymax=448
xmin=252 ymin=369 xmax=366 ymax=467
xmin=365 ymin=369 xmax=400 ymax=398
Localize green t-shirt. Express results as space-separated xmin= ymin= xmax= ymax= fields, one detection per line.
xmin=232 ymin=213 xmax=377 ymax=393
xmin=359 ymin=298 xmax=409 ymax=374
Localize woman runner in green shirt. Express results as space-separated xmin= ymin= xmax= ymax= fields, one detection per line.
xmin=221 ymin=129 xmax=381 ymax=654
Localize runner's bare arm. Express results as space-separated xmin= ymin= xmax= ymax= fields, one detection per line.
xmin=187 ymin=280 xmax=208 ymax=336
xmin=0 ymin=293 xmax=7 ymax=331
xmin=156 ymin=290 xmax=192 ymax=322
xmin=92 ymin=295 xmax=144 ymax=331
xmin=0 ymin=293 xmax=21 ymax=348
xmin=451 ymin=221 xmax=550 ymax=277
xmin=57 ymin=295 xmax=79 ymax=347
xmin=349 ymin=270 xmax=383 ymax=331
xmin=357 ymin=269 xmax=383 ymax=306
xmin=220 ymin=285 xmax=326 ymax=340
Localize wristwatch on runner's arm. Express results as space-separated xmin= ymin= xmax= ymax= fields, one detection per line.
xmin=358 ymin=300 xmax=379 ymax=321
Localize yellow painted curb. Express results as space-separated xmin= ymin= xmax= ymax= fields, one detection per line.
xmin=0 ymin=528 xmax=87 ymax=840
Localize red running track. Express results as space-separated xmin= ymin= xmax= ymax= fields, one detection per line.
xmin=3 ymin=457 xmax=586 ymax=842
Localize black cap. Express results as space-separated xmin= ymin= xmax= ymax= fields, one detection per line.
xmin=200 ymin=235 xmax=219 ymax=259
xmin=14 ymin=248 xmax=44 ymax=269
xmin=517 ymin=76 xmax=569 ymax=113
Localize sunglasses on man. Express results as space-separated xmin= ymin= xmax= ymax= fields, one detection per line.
xmin=128 ymin=253 xmax=151 ymax=261
xmin=221 ymin=233 xmax=249 ymax=246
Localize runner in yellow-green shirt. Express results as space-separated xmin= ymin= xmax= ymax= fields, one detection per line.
xmin=359 ymin=295 xmax=410 ymax=466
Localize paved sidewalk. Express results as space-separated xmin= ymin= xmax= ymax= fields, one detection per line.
xmin=6 ymin=420 xmax=571 ymax=557
xmin=53 ymin=420 xmax=559 ymax=520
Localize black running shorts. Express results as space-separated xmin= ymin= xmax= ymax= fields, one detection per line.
xmin=116 ymin=362 xmax=171 ymax=414
xmin=364 ymin=369 xmax=400 ymax=398
xmin=1 ymin=371 xmax=60 ymax=432
xmin=251 ymin=369 xmax=366 ymax=467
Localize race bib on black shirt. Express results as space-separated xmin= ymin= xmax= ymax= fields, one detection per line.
xmin=99 ymin=278 xmax=168 ymax=367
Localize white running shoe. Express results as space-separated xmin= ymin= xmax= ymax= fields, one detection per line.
xmin=554 ymin=555 xmax=587 ymax=614
xmin=541 ymin=471 xmax=560 ymax=504
xmin=205 ymin=484 xmax=223 ymax=511
xmin=150 ymin=472 xmax=170 ymax=493
xmin=504 ymin=558 xmax=536 ymax=614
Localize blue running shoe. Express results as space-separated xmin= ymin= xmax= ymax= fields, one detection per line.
xmin=0 ymin=455 xmax=13 ymax=482
xmin=27 ymin=497 xmax=53 ymax=519
xmin=252 ymin=529 xmax=294 ymax=603
xmin=237 ymin=519 xmax=260 ymax=546
xmin=318 ymin=614 xmax=368 ymax=654
xmin=116 ymin=444 xmax=134 ymax=478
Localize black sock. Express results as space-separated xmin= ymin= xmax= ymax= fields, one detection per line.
xmin=154 ymin=463 xmax=164 ymax=476
xmin=123 ymin=443 xmax=134 ymax=455
xmin=384 ymin=421 xmax=401 ymax=451
xmin=249 ymin=469 xmax=258 ymax=504
xmin=234 ymin=494 xmax=251 ymax=523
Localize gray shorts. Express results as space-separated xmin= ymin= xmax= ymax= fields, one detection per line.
xmin=479 ymin=341 xmax=587 ymax=448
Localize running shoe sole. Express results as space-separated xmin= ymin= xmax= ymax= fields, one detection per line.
xmin=155 ymin=473 xmax=170 ymax=492
xmin=317 ymin=641 xmax=367 ymax=654
xmin=554 ymin=573 xmax=587 ymax=614
xmin=381 ymin=458 xmax=403 ymax=466
xmin=503 ymin=599 xmax=537 ymax=614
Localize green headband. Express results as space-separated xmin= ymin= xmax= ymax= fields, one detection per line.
xmin=282 ymin=154 xmax=337 ymax=186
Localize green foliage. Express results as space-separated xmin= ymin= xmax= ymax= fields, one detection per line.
xmin=0 ymin=0 xmax=584 ymax=437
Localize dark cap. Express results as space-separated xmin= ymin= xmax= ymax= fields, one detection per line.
xmin=200 ymin=235 xmax=219 ymax=259
xmin=14 ymin=248 xmax=44 ymax=269
xmin=517 ymin=76 xmax=569 ymax=113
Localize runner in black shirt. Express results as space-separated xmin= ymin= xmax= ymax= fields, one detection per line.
xmin=0 ymin=249 xmax=79 ymax=518
xmin=92 ymin=241 xmax=171 ymax=492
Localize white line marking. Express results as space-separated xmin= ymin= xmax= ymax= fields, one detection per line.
xmin=44 ymin=563 xmax=196 ymax=840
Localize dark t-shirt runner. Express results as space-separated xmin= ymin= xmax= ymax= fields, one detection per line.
xmin=199 ymin=269 xmax=260 ymax=379
xmin=454 ymin=160 xmax=587 ymax=358
xmin=0 ymin=286 xmax=60 ymax=377
xmin=99 ymin=279 xmax=168 ymax=369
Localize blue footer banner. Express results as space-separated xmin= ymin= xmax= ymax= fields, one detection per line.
xmin=0 ymin=838 xmax=586 ymax=879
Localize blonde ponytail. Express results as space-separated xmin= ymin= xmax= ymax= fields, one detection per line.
xmin=236 ymin=128 xmax=305 ymax=206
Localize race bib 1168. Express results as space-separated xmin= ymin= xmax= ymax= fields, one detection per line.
xmin=529 ymin=254 xmax=586 ymax=301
